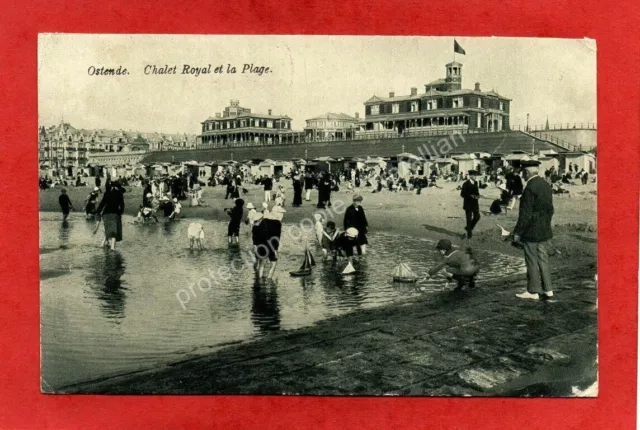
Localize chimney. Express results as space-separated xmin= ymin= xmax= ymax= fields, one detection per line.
xmin=268 ymin=109 xmax=272 ymax=115
xmin=389 ymin=92 xmax=395 ymax=98
xmin=355 ymin=112 xmax=359 ymax=119
xmin=474 ymin=82 xmax=481 ymax=91
xmin=410 ymin=87 xmax=417 ymax=96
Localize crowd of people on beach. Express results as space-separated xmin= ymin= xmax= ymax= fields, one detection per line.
xmin=52 ymin=156 xmax=588 ymax=290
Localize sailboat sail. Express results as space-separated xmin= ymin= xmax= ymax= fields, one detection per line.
xmin=342 ymin=261 xmax=356 ymax=275
xmin=306 ymin=248 xmax=316 ymax=266
xmin=291 ymin=247 xmax=314 ymax=276
xmin=392 ymin=262 xmax=417 ymax=282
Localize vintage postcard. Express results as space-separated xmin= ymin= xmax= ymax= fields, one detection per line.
xmin=38 ymin=34 xmax=597 ymax=395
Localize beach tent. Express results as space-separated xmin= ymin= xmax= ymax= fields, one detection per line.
xmin=538 ymin=156 xmax=560 ymax=173
xmin=560 ymin=152 xmax=596 ymax=174
xmin=504 ymin=153 xmax=531 ymax=166
xmin=434 ymin=157 xmax=458 ymax=174
xmin=313 ymin=156 xmax=336 ymax=173
xmin=259 ymin=159 xmax=276 ymax=176
xmin=453 ymin=153 xmax=477 ymax=174
xmin=397 ymin=152 xmax=421 ymax=178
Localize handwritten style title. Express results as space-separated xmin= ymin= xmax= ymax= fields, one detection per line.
xmin=87 ymin=64 xmax=272 ymax=77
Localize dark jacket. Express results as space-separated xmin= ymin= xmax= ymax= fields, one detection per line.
xmin=343 ymin=204 xmax=368 ymax=234
xmin=96 ymin=189 xmax=125 ymax=215
xmin=460 ymin=179 xmax=480 ymax=211
xmin=304 ymin=176 xmax=315 ymax=190
xmin=512 ymin=175 xmax=524 ymax=196
xmin=514 ymin=176 xmax=554 ymax=242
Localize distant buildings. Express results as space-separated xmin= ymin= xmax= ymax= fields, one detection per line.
xmin=38 ymin=121 xmax=196 ymax=177
xmin=304 ymin=113 xmax=359 ymax=141
xmin=198 ymin=99 xmax=304 ymax=148
xmin=357 ymin=61 xmax=511 ymax=138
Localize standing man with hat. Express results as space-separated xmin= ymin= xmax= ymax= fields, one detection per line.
xmin=460 ymin=170 xmax=481 ymax=239
xmin=513 ymin=160 xmax=555 ymax=300
xmin=344 ymin=194 xmax=369 ymax=255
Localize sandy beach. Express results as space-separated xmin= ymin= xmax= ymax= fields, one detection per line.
xmin=39 ymin=179 xmax=597 ymax=394
xmin=39 ymin=179 xmax=596 ymax=257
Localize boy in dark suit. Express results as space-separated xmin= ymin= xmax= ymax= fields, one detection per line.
xmin=513 ymin=160 xmax=555 ymax=300
xmin=460 ymin=170 xmax=481 ymax=239
xmin=343 ymin=194 xmax=369 ymax=254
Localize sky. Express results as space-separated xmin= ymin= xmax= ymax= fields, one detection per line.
xmin=38 ymin=35 xmax=596 ymax=134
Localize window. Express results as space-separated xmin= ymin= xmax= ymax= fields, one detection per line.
xmin=410 ymin=101 xmax=418 ymax=112
xmin=477 ymin=98 xmax=482 ymax=108
xmin=500 ymin=101 xmax=504 ymax=111
xmin=477 ymin=113 xmax=482 ymax=127
xmin=371 ymin=105 xmax=380 ymax=115
xmin=453 ymin=97 xmax=463 ymax=108
xmin=392 ymin=103 xmax=399 ymax=114
xmin=267 ymin=120 xmax=273 ymax=128
xmin=426 ymin=99 xmax=438 ymax=110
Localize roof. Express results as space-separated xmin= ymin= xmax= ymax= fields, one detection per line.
xmin=425 ymin=78 xmax=446 ymax=87
xmin=306 ymin=112 xmax=358 ymax=122
xmin=365 ymin=95 xmax=386 ymax=104
xmin=203 ymin=112 xmax=292 ymax=121
xmin=397 ymin=152 xmax=421 ymax=160
xmin=505 ymin=154 xmax=532 ymax=161
xmin=445 ymin=61 xmax=463 ymax=67
xmin=365 ymin=93 xmax=422 ymax=104
xmin=365 ymin=88 xmax=511 ymax=103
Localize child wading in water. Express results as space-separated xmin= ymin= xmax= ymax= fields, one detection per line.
xmin=321 ymin=221 xmax=339 ymax=261
xmin=225 ymin=198 xmax=245 ymax=245
xmin=427 ymin=239 xmax=480 ymax=290
xmin=58 ymin=188 xmax=74 ymax=222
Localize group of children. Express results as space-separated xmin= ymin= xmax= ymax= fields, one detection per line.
xmin=135 ymin=193 xmax=182 ymax=224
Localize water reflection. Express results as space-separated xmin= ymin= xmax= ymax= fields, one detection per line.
xmin=40 ymin=213 xmax=528 ymax=388
xmin=85 ymin=251 xmax=128 ymax=321
xmin=58 ymin=218 xmax=72 ymax=249
xmin=319 ymin=258 xmax=368 ymax=310
xmin=251 ymin=277 xmax=281 ymax=333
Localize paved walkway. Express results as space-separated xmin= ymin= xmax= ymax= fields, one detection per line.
xmin=63 ymin=264 xmax=597 ymax=395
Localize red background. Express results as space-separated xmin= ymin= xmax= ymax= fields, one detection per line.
xmin=1 ymin=1 xmax=638 ymax=428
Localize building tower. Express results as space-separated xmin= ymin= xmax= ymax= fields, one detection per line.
xmin=444 ymin=61 xmax=463 ymax=92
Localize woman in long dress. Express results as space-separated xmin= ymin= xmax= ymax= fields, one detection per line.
xmin=292 ymin=175 xmax=303 ymax=207
xmin=96 ymin=181 xmax=125 ymax=251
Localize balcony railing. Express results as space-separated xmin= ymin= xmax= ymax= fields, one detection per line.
xmin=513 ymin=122 xmax=596 ymax=132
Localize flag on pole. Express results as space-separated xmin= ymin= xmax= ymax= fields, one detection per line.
xmin=454 ymin=40 xmax=466 ymax=55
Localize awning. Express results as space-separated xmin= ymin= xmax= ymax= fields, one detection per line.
xmin=397 ymin=152 xmax=421 ymax=160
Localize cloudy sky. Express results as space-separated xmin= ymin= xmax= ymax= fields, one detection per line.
xmin=38 ymin=34 xmax=596 ymax=134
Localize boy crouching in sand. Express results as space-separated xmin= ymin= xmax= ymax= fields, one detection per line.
xmin=427 ymin=239 xmax=480 ymax=290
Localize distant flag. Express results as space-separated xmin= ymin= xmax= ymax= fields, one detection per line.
xmin=454 ymin=39 xmax=466 ymax=55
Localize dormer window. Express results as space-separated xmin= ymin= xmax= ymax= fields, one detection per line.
xmin=392 ymin=103 xmax=399 ymax=114
xmin=371 ymin=105 xmax=380 ymax=115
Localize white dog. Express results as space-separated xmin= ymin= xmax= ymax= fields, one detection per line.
xmin=188 ymin=222 xmax=205 ymax=250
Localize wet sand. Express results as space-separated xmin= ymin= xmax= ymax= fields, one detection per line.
xmin=40 ymin=180 xmax=597 ymax=394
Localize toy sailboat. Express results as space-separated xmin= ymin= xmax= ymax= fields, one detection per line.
xmin=341 ymin=261 xmax=356 ymax=275
xmin=392 ymin=262 xmax=418 ymax=283
xmin=289 ymin=247 xmax=316 ymax=277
